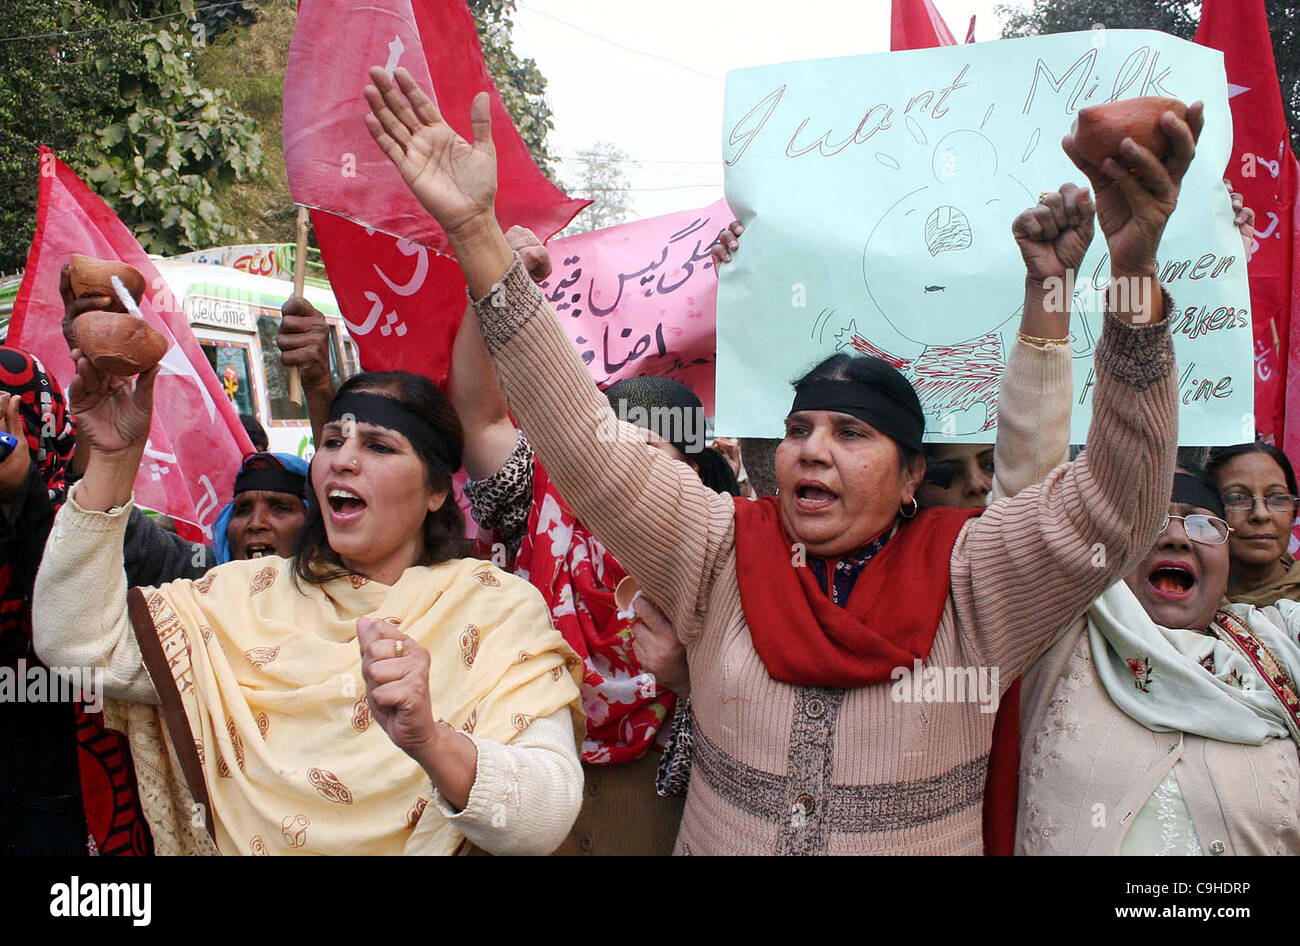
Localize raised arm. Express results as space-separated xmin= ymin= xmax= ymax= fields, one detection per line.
xmin=277 ymin=297 xmax=336 ymax=445
xmin=956 ymin=102 xmax=1204 ymax=675
xmin=989 ymin=183 xmax=1092 ymax=500
xmin=448 ymin=225 xmax=551 ymax=481
xmin=363 ymin=68 xmax=731 ymax=635
xmin=32 ymin=351 xmax=159 ymax=702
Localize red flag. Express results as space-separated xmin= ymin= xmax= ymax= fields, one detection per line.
xmin=284 ymin=0 xmax=587 ymax=382
xmin=283 ymin=0 xmax=586 ymax=256
xmin=964 ymin=16 xmax=977 ymax=44
xmin=891 ymin=0 xmax=957 ymax=50
xmin=9 ymin=148 xmax=253 ymax=538
xmin=311 ymin=212 xmax=468 ymax=383
xmin=1195 ymin=0 xmax=1296 ymax=445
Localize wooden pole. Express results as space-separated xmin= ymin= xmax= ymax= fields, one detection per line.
xmin=288 ymin=205 xmax=309 ymax=406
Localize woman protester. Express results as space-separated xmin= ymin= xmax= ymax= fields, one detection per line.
xmin=33 ymin=352 xmax=585 ymax=855
xmin=364 ymin=67 xmax=1196 ymax=854
xmin=1012 ymin=185 xmax=1298 ymax=855
xmin=1018 ymin=467 xmax=1300 ymax=855
xmin=1205 ymin=443 xmax=1300 ymax=607
xmin=661 ymin=185 xmax=1086 ymax=849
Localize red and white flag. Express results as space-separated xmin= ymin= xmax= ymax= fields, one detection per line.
xmin=9 ymin=148 xmax=253 ymax=539
xmin=283 ymin=0 xmax=587 ymax=382
xmin=1195 ymin=0 xmax=1297 ymax=446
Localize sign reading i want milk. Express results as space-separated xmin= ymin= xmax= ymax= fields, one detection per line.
xmin=716 ymin=30 xmax=1252 ymax=445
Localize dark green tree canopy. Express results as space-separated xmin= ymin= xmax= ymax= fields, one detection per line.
xmin=0 ymin=0 xmax=266 ymax=274
xmin=0 ymin=0 xmax=559 ymax=275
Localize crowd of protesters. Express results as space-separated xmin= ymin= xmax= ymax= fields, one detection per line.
xmin=2 ymin=69 xmax=1298 ymax=857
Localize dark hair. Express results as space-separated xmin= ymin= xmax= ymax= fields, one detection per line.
xmin=242 ymin=453 xmax=284 ymax=472
xmin=1206 ymin=442 xmax=1298 ymax=498
xmin=294 ymin=371 xmax=466 ymax=585
xmin=791 ymin=353 xmax=926 ymax=474
xmin=601 ymin=375 xmax=740 ymax=496
xmin=240 ymin=413 xmax=269 ymax=452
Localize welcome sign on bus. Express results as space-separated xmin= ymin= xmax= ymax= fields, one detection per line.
xmin=715 ymin=30 xmax=1252 ymax=445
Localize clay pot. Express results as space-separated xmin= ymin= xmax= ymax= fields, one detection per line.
xmin=1072 ymin=96 xmax=1189 ymax=168
xmin=75 ymin=310 xmax=168 ymax=375
xmin=614 ymin=576 xmax=641 ymax=612
xmin=67 ymin=254 xmax=145 ymax=307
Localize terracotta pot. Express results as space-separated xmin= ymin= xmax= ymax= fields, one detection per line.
xmin=75 ymin=310 xmax=168 ymax=375
xmin=67 ymin=254 xmax=145 ymax=306
xmin=1072 ymin=96 xmax=1189 ymax=168
xmin=614 ymin=576 xmax=641 ymax=612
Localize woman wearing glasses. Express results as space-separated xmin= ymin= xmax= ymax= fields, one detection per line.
xmin=1018 ymin=468 xmax=1300 ymax=855
xmin=1206 ymin=443 xmax=1300 ymax=608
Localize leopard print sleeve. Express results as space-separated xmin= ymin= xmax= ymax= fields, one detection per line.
xmin=464 ymin=429 xmax=535 ymax=557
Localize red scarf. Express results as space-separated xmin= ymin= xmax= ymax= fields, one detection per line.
xmin=733 ymin=496 xmax=979 ymax=687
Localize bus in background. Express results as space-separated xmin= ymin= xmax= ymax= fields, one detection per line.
xmin=154 ymin=253 xmax=358 ymax=460
xmin=0 ymin=245 xmax=359 ymax=460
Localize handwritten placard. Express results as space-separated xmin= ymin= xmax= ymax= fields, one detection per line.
xmin=716 ymin=30 xmax=1253 ymax=445
xmin=542 ymin=199 xmax=728 ymax=412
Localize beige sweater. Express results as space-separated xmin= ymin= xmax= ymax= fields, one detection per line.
xmin=475 ymin=256 xmax=1177 ymax=854
xmin=1018 ymin=614 xmax=1300 ymax=855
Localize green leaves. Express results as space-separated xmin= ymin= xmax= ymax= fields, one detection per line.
xmin=0 ymin=0 xmax=266 ymax=272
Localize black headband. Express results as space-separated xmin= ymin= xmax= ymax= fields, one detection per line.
xmin=327 ymin=392 xmax=455 ymax=473
xmin=234 ymin=466 xmax=307 ymax=499
xmin=789 ymin=379 xmax=924 ymax=454
xmin=1172 ymin=473 xmax=1225 ymax=518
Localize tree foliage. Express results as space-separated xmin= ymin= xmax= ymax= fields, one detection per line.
xmin=559 ymin=142 xmax=635 ymax=235
xmin=0 ymin=0 xmax=559 ymax=274
xmin=0 ymin=0 xmax=264 ymax=273
xmin=469 ymin=0 xmax=559 ymax=178
xmin=998 ymin=0 xmax=1300 ymax=152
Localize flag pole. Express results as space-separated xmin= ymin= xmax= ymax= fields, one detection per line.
xmin=288 ymin=204 xmax=309 ymax=406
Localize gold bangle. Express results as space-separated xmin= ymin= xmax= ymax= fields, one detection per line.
xmin=1017 ymin=331 xmax=1071 ymax=347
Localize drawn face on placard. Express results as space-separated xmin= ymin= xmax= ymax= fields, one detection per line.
xmin=862 ymin=129 xmax=1033 ymax=346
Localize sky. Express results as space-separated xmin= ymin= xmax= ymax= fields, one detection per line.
xmin=511 ymin=0 xmax=1018 ymax=220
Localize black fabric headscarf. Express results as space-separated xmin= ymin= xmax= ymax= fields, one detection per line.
xmin=789 ymin=358 xmax=925 ymax=455
xmin=603 ymin=377 xmax=739 ymax=496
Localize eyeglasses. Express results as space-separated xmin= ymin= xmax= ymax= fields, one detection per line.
xmin=1158 ymin=513 xmax=1233 ymax=546
xmin=1221 ymin=492 xmax=1299 ymax=514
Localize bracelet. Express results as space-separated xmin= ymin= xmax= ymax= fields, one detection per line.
xmin=1017 ymin=331 xmax=1071 ymax=347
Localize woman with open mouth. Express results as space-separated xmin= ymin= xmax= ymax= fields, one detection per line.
xmin=364 ymin=67 xmax=1198 ymax=854
xmin=1206 ymin=442 xmax=1300 ymax=608
xmin=212 ymin=452 xmax=311 ymax=564
xmin=1018 ymin=469 xmax=1300 ymax=855
xmin=33 ymin=356 xmax=586 ymax=855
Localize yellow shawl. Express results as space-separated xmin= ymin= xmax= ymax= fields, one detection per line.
xmin=111 ymin=555 xmax=582 ymax=855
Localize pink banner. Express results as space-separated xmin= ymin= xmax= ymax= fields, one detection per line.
xmin=10 ymin=149 xmax=253 ymax=538
xmin=542 ymin=199 xmax=729 ymax=413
